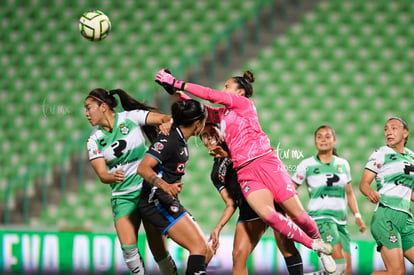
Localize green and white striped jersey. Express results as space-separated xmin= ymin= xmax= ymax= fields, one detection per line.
xmin=365 ymin=145 xmax=414 ymax=217
xmin=292 ymin=155 xmax=352 ymax=225
xmin=87 ymin=110 xmax=149 ymax=196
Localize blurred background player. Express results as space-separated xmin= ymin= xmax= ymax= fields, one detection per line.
xmin=85 ymin=88 xmax=177 ymax=275
xmin=155 ymin=68 xmax=336 ymax=273
xmin=292 ymin=125 xmax=366 ymax=275
xmin=200 ymin=121 xmax=303 ymax=275
xmin=359 ymin=117 xmax=414 ymax=274
xmin=137 ymin=99 xmax=214 ymax=275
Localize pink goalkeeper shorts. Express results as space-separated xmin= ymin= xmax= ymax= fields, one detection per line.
xmin=236 ymin=152 xmax=297 ymax=204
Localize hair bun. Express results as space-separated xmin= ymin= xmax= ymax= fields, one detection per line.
xmin=243 ymin=70 xmax=255 ymax=83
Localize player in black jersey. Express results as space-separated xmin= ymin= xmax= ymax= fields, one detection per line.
xmin=200 ymin=122 xmax=303 ymax=275
xmin=138 ymin=99 xmax=213 ymax=275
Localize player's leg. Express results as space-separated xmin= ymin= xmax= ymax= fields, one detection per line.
xmin=113 ymin=194 xmax=147 ymax=275
xmin=115 ymin=215 xmax=146 ymax=275
xmin=232 ymin=219 xmax=266 ymax=275
xmin=166 ymin=214 xmax=211 ymax=275
xmin=246 ymin=189 xmax=315 ymax=250
xmin=375 ymin=246 xmax=405 ymax=275
xmin=142 ymin=221 xmax=177 ymax=275
xmin=371 ymin=206 xmax=406 ymax=274
xmin=273 ymin=230 xmax=303 ymax=275
xmin=338 ymin=226 xmax=352 ymax=275
xmin=317 ymin=220 xmax=346 ymax=275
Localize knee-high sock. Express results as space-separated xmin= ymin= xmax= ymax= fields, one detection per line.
xmin=284 ymin=253 xmax=303 ymax=275
xmin=185 ymin=255 xmax=206 ymax=275
xmin=155 ymin=252 xmax=178 ymax=275
xmin=121 ymin=244 xmax=147 ymax=275
xmin=263 ymin=210 xmax=314 ymax=249
xmin=333 ymin=258 xmax=346 ymax=275
xmin=292 ymin=210 xmax=321 ymax=239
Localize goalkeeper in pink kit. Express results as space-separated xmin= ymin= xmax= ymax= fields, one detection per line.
xmin=155 ymin=69 xmax=336 ymax=274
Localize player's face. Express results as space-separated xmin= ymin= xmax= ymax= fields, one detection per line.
xmin=222 ymin=78 xmax=245 ymax=96
xmin=193 ymin=118 xmax=207 ymax=137
xmin=315 ymin=128 xmax=336 ymax=153
xmin=384 ymin=119 xmax=408 ymax=148
xmin=200 ymin=125 xmax=222 ymax=149
xmin=84 ymin=98 xmax=104 ymax=126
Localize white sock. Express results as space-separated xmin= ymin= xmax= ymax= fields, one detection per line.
xmin=122 ymin=246 xmax=147 ymax=275
xmin=334 ymin=262 xmax=346 ymax=275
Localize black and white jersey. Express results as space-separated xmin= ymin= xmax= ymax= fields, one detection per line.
xmin=146 ymin=126 xmax=189 ymax=184
xmin=211 ymin=155 xmax=242 ymax=206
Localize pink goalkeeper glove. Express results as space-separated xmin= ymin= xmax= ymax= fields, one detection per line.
xmin=155 ymin=69 xmax=186 ymax=94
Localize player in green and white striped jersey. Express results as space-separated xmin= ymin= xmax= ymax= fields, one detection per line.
xmin=292 ymin=125 xmax=366 ymax=275
xmin=85 ymin=88 xmax=177 ymax=275
xmin=360 ymin=117 xmax=414 ymax=274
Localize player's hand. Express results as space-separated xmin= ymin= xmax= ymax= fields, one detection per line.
xmin=356 ymin=217 xmax=367 ymax=233
xmin=159 ymin=118 xmax=173 ymax=135
xmin=209 ymin=145 xmax=229 ymax=158
xmin=155 ymin=69 xmax=185 ymax=93
xmin=113 ymin=170 xmax=125 ymax=183
xmin=366 ymin=190 xmax=381 ymax=204
xmin=208 ymin=228 xmax=221 ymax=254
xmin=161 ymin=182 xmax=184 ymax=197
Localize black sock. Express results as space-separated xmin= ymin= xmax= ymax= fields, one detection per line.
xmin=185 ymin=255 xmax=206 ymax=275
xmin=284 ymin=253 xmax=303 ymax=275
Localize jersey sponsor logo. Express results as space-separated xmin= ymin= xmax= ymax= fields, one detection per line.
xmin=243 ymin=185 xmax=250 ymax=194
xmin=176 ymin=163 xmax=186 ymax=173
xmin=119 ymin=124 xmax=129 ymax=135
xmin=326 ymin=173 xmax=340 ymax=187
xmin=152 ymin=142 xmax=164 ymax=153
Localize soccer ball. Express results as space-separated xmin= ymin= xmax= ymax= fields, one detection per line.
xmin=79 ymin=10 xmax=111 ymax=41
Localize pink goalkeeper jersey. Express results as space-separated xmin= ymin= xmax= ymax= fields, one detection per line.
xmin=182 ymin=83 xmax=273 ymax=169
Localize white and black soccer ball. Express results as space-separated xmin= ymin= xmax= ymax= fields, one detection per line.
xmin=79 ymin=10 xmax=111 ymax=42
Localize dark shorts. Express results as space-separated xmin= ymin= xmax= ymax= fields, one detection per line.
xmin=238 ymin=196 xmax=282 ymax=223
xmin=139 ymin=186 xmax=189 ymax=235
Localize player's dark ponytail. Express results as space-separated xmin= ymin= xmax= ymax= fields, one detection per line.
xmin=86 ymin=88 xmax=159 ymax=142
xmin=172 ymin=99 xmax=207 ymax=127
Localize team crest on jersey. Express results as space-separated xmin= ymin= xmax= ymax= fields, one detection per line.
xmin=119 ymin=124 xmax=129 ymax=135
xmin=152 ymin=142 xmax=164 ymax=153
xmin=224 ymin=109 xmax=230 ymax=116
xmin=336 ymin=165 xmax=343 ymax=173
xmin=325 ymin=234 xmax=334 ymax=243
xmin=389 ymin=233 xmax=397 ymax=243
xmin=243 ymin=186 xmax=250 ymax=194
xmin=374 ymin=162 xmax=381 ymax=168
xmin=176 ymin=163 xmax=186 ymax=173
